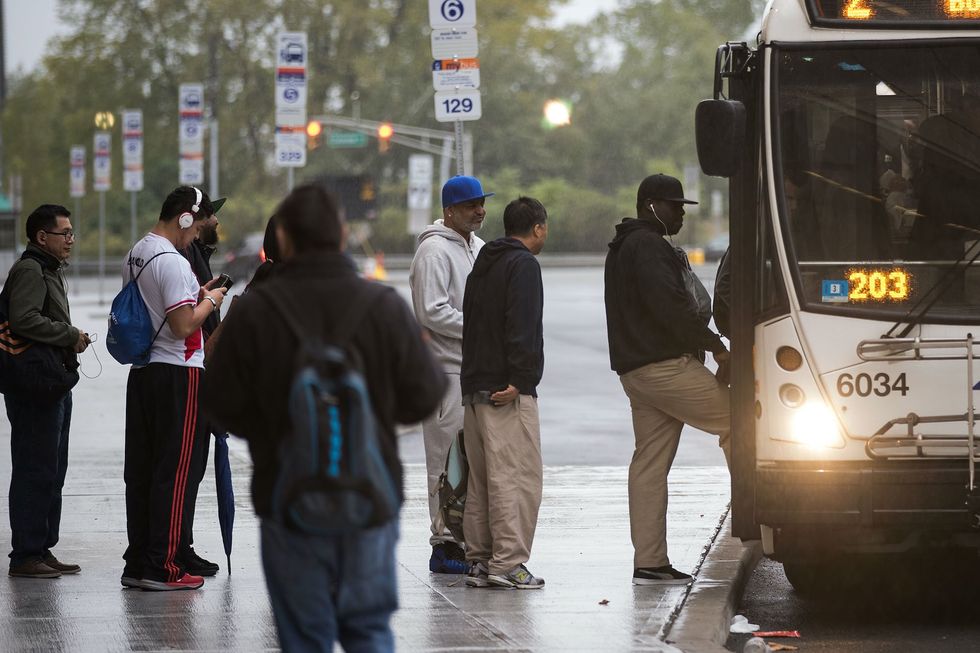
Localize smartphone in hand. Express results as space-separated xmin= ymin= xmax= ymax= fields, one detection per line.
xmin=214 ymin=274 xmax=235 ymax=291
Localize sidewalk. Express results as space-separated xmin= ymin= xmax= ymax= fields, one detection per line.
xmin=0 ymin=293 xmax=734 ymax=652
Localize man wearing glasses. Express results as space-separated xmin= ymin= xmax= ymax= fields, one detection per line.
xmin=2 ymin=204 xmax=90 ymax=578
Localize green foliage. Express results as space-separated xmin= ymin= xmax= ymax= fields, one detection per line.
xmin=2 ymin=0 xmax=760 ymax=254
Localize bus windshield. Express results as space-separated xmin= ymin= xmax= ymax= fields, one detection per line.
xmin=775 ymin=43 xmax=980 ymax=320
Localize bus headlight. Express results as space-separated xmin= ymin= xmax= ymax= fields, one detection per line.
xmin=789 ymin=402 xmax=845 ymax=448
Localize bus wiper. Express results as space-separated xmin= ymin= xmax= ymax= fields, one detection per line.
xmin=885 ymin=223 xmax=980 ymax=339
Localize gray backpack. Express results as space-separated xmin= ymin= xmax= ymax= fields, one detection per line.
xmin=434 ymin=429 xmax=468 ymax=543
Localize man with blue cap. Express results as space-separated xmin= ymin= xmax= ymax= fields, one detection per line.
xmin=409 ymin=175 xmax=493 ymax=574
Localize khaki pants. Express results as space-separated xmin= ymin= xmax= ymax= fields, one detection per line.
xmin=462 ymin=396 xmax=542 ymax=576
xmin=422 ymin=373 xmax=464 ymax=546
xmin=620 ymin=355 xmax=731 ymax=569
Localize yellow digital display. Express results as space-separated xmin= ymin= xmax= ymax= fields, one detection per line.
xmin=810 ymin=0 xmax=980 ymax=23
xmin=847 ymin=269 xmax=912 ymax=302
xmin=843 ymin=0 xmax=874 ymax=19
xmin=947 ymin=0 xmax=980 ymax=18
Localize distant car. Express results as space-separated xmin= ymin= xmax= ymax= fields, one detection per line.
xmin=704 ymin=233 xmax=730 ymax=261
xmin=221 ymin=232 xmax=266 ymax=285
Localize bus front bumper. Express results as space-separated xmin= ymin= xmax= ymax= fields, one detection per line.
xmin=755 ymin=460 xmax=978 ymax=529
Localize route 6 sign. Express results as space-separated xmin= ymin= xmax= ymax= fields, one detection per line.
xmin=428 ymin=0 xmax=476 ymax=29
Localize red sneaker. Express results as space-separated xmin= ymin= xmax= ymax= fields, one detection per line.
xmin=139 ymin=573 xmax=205 ymax=591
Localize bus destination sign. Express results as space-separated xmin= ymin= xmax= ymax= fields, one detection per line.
xmin=809 ymin=0 xmax=980 ymax=24
xmin=822 ymin=269 xmax=913 ymax=304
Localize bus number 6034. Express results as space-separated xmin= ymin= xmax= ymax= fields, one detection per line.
xmin=836 ymin=372 xmax=909 ymax=398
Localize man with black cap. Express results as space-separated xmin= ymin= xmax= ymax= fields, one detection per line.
xmin=177 ymin=194 xmax=226 ymax=577
xmin=604 ymin=174 xmax=731 ymax=586
xmin=409 ymin=175 xmax=491 ymax=574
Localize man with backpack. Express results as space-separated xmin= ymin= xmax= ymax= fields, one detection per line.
xmin=2 ymin=204 xmax=89 ymax=578
xmin=120 ymin=186 xmax=226 ymax=591
xmin=409 ymin=174 xmax=491 ymax=574
xmin=461 ymin=197 xmax=549 ymax=590
xmin=201 ymin=184 xmax=446 ymax=651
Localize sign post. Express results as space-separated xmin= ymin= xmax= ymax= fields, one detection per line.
xmin=179 ymin=83 xmax=205 ymax=185
xmin=69 ymin=146 xmax=86 ymax=294
xmin=274 ymin=31 xmax=309 ymax=190
xmin=122 ymin=109 xmax=144 ymax=244
xmin=93 ymin=132 xmax=111 ymax=304
xmin=407 ymin=154 xmax=435 ymax=234
xmin=428 ymin=0 xmax=480 ymax=175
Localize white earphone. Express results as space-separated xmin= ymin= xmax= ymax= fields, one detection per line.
xmin=177 ymin=187 xmax=203 ymax=229
xmin=649 ymin=203 xmax=672 ymax=241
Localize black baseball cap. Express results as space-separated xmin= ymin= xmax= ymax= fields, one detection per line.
xmin=637 ymin=174 xmax=698 ymax=205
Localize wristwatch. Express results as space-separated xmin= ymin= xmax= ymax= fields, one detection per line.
xmin=204 ymin=296 xmax=218 ymax=310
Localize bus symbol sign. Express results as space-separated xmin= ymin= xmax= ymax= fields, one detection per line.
xmin=821 ymin=280 xmax=849 ymax=303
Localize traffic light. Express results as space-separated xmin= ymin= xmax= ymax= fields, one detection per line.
xmin=306 ymin=120 xmax=323 ymax=149
xmin=377 ymin=122 xmax=393 ymax=153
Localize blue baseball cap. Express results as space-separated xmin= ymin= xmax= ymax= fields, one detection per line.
xmin=441 ymin=175 xmax=494 ymax=209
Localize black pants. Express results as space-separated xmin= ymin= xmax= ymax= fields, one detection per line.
xmin=181 ymin=421 xmax=211 ymax=555
xmin=123 ymin=364 xmax=207 ymax=582
xmin=5 ymin=391 xmax=72 ymax=567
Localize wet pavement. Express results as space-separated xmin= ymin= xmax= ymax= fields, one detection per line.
xmin=1 ymin=275 xmax=733 ymax=652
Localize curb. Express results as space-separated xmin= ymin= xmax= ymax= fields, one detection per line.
xmin=664 ymin=515 xmax=763 ymax=653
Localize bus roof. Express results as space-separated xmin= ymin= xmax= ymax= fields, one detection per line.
xmin=761 ymin=0 xmax=980 ymax=44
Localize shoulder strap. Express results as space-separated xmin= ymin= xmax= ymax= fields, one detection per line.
xmin=8 ymin=254 xmax=54 ymax=319
xmin=255 ymin=282 xmax=387 ymax=349
xmin=131 ymin=250 xmax=179 ymax=283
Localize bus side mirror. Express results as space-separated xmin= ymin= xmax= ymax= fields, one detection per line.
xmin=696 ymin=99 xmax=746 ymax=178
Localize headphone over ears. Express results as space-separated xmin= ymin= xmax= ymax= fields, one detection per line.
xmin=177 ymin=187 xmax=203 ymax=229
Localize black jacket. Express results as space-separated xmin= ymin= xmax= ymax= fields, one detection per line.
xmin=604 ymin=218 xmax=724 ymax=375
xmin=461 ymin=237 xmax=544 ymax=397
xmin=200 ymin=252 xmax=447 ymax=517
xmin=180 ymin=240 xmax=219 ymax=340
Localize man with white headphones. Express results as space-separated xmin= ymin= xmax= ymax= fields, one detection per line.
xmin=603 ymin=174 xmax=731 ymax=587
xmin=119 ymin=186 xmax=227 ymax=591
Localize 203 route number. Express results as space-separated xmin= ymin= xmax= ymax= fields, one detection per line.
xmin=836 ymin=372 xmax=908 ymax=398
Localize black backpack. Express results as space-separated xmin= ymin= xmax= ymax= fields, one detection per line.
xmin=256 ymin=285 xmax=400 ymax=535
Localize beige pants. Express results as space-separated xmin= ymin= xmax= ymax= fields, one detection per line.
xmin=422 ymin=373 xmax=464 ymax=546
xmin=620 ymin=355 xmax=731 ymax=569
xmin=462 ymin=396 xmax=543 ymax=576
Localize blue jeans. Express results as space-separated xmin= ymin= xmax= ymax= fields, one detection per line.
xmin=5 ymin=392 xmax=72 ymax=567
xmin=260 ymin=517 xmax=399 ymax=653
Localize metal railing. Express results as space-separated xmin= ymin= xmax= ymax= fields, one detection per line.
xmin=858 ymin=335 xmax=980 ymax=489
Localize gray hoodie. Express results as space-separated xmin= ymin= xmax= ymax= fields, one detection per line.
xmin=409 ymin=219 xmax=485 ymax=372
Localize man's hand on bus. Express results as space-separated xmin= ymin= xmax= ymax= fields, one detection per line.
xmin=714 ymin=350 xmax=731 ymax=385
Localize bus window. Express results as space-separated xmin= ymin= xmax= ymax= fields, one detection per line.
xmin=774 ymin=44 xmax=980 ymax=319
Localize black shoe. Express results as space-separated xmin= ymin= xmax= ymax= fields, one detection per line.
xmin=43 ymin=553 xmax=80 ymax=574
xmin=179 ymin=548 xmax=219 ymax=576
xmin=632 ymin=565 xmax=693 ymax=585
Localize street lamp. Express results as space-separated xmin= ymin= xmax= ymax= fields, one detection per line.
xmin=94 ymin=111 xmax=115 ymax=130
xmin=542 ymin=99 xmax=572 ymax=128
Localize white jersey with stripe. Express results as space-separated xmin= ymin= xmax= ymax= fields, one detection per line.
xmin=122 ymin=233 xmax=204 ymax=368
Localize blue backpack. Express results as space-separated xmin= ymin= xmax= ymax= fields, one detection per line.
xmin=106 ymin=251 xmax=176 ymax=365
xmin=256 ymin=285 xmax=400 ymax=535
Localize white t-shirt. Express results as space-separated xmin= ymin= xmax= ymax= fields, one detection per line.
xmin=122 ymin=233 xmax=204 ymax=368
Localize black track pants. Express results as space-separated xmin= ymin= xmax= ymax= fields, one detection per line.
xmin=123 ymin=364 xmax=206 ymax=582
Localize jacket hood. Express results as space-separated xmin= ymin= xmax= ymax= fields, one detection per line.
xmin=417 ymin=220 xmax=475 ymax=249
xmin=608 ymin=217 xmax=663 ymax=251
xmin=471 ymin=237 xmax=529 ymax=278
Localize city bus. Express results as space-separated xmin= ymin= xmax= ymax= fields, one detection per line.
xmin=697 ymin=0 xmax=980 ymax=591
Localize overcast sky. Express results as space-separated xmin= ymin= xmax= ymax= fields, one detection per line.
xmin=6 ymin=0 xmax=622 ymax=73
